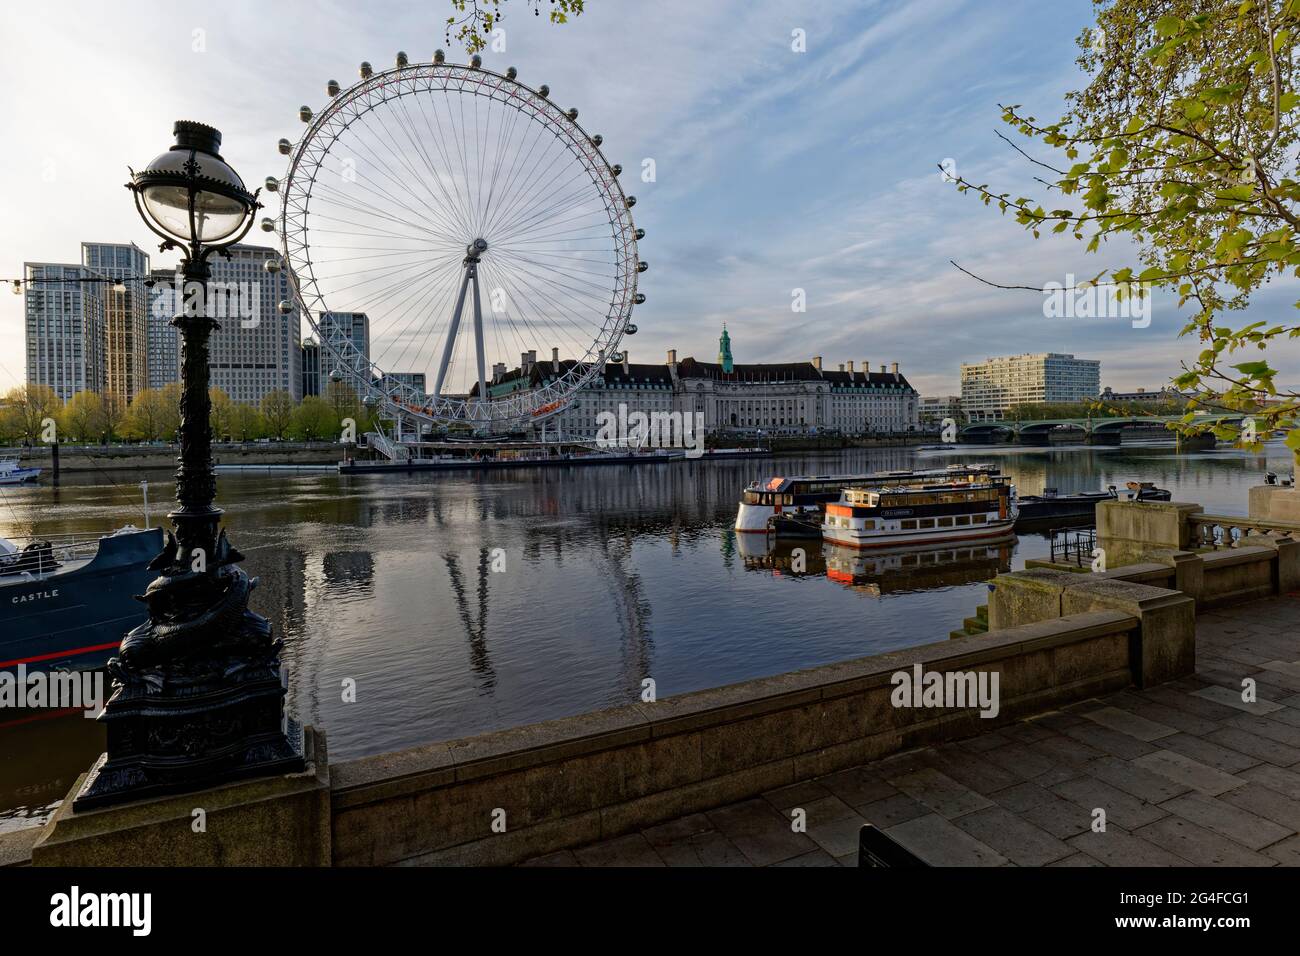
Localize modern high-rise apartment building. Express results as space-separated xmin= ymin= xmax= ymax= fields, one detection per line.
xmin=23 ymin=262 xmax=108 ymax=401
xmin=960 ymin=352 xmax=1101 ymax=421
xmin=301 ymin=339 xmax=321 ymax=397
xmin=146 ymin=267 xmax=181 ymax=390
xmin=206 ymin=244 xmax=302 ymax=404
xmin=317 ymin=312 xmax=370 ymax=395
xmin=82 ymin=242 xmax=150 ymax=407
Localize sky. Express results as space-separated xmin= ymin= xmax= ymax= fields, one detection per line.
xmin=1 ymin=0 xmax=1297 ymax=398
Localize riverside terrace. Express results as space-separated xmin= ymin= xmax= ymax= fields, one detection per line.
xmin=6 ymin=497 xmax=1300 ymax=867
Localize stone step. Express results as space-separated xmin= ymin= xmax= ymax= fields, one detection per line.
xmin=963 ymin=616 xmax=988 ymax=633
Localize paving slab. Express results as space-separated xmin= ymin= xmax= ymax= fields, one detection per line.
xmin=573 ymin=832 xmax=667 ymax=867
xmin=1133 ymin=817 xmax=1277 ymax=867
xmin=1081 ymin=706 xmax=1178 ymax=742
xmin=1191 ymin=684 xmax=1284 ymax=715
xmin=705 ymin=798 xmax=817 ymax=867
xmin=885 ymin=813 xmax=1008 ymax=866
xmin=1131 ymin=749 xmax=1247 ymax=797
xmin=1066 ymin=826 xmax=1193 ymax=867
xmin=952 ymin=806 xmax=1074 ymax=866
xmin=888 ymin=767 xmax=994 ymax=819
xmin=1160 ymin=792 xmax=1291 ymax=851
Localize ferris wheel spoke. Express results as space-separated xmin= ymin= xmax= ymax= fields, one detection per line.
xmin=489 ymin=149 xmax=601 ymax=242
xmin=478 ymin=110 xmax=568 ymax=239
xmin=335 ymin=120 xmax=462 ymax=237
xmin=391 ymin=92 xmax=481 ymax=239
xmin=492 ymin=247 xmax=616 ymax=301
xmin=479 ymin=259 xmax=596 ymax=365
xmin=311 ymin=179 xmax=462 ymax=246
xmin=310 ymin=164 xmax=462 ymax=243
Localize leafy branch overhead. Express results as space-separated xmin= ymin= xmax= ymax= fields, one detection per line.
xmin=446 ymin=0 xmax=587 ymax=54
xmin=950 ymin=0 xmax=1300 ymax=455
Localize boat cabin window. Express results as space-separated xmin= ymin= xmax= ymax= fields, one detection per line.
xmin=918 ymin=518 xmax=935 ymax=529
xmin=900 ymin=519 xmax=917 ymax=530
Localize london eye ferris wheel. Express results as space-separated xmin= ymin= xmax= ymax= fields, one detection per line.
xmin=271 ymin=50 xmax=645 ymax=432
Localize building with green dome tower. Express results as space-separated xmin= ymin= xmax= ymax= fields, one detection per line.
xmin=717 ymin=324 xmax=734 ymax=374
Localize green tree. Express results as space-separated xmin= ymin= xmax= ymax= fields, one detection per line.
xmin=62 ymin=390 xmax=103 ymax=442
xmin=2 ymin=384 xmax=60 ymax=445
xmin=158 ymin=382 xmax=182 ymax=442
xmin=230 ymin=403 xmax=265 ymax=441
xmin=952 ymin=0 xmax=1300 ymax=459
xmin=96 ymin=392 xmax=126 ymax=443
xmin=209 ymin=387 xmax=234 ymax=442
xmin=446 ymin=0 xmax=586 ymax=53
xmin=292 ymin=395 xmax=338 ymax=441
xmin=128 ymin=388 xmax=170 ymax=441
xmin=260 ymin=389 xmax=294 ymax=440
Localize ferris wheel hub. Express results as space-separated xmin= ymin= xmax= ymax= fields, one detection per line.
xmin=465 ymin=238 xmax=488 ymax=260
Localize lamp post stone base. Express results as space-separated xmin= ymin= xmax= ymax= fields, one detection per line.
xmin=73 ymin=663 xmax=305 ymax=811
xmin=33 ymin=727 xmax=328 ymax=867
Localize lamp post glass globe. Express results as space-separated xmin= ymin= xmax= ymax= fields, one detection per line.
xmin=132 ymin=121 xmax=257 ymax=249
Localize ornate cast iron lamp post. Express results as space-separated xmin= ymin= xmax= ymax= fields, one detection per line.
xmin=74 ymin=121 xmax=304 ymax=809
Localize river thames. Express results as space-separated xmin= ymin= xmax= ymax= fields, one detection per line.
xmin=0 ymin=440 xmax=1293 ymax=826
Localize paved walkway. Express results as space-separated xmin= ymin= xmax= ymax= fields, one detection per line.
xmin=525 ymin=595 xmax=1300 ymax=867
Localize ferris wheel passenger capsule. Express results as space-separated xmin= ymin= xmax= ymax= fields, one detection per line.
xmin=634 ymin=293 xmax=646 ymax=305
xmin=567 ymin=108 xmax=579 ymax=121
xmin=264 ymin=176 xmax=280 ymax=192
xmin=625 ymin=196 xmax=636 ymax=208
xmin=637 ymin=261 xmax=649 ymax=273
xmin=299 ymin=105 xmax=313 ymax=123
xmin=506 ymin=67 xmax=517 ymax=79
xmin=471 ymin=55 xmax=482 ymax=69
xmin=538 ymin=84 xmax=550 ymax=98
xmin=635 ymin=228 xmax=645 ymax=239
xmin=591 ymin=134 xmax=602 ymax=146
xmin=260 ymin=217 xmax=276 ymax=233
xmin=327 ymin=79 xmax=340 ymax=97
xmin=329 ymin=369 xmax=343 ymax=382
xmin=359 ymin=61 xmax=373 ymax=78
xmin=264 ymin=259 xmax=281 ymax=274
xmin=611 ymin=164 xmax=622 ymax=176
xmin=626 ymin=323 xmax=638 ymax=334
xmin=434 ymin=49 xmax=445 ymax=64
xmin=277 ymin=138 xmax=293 ymax=155
xmin=278 ymin=300 xmax=294 ymax=314
xmin=396 ymin=51 xmax=409 ymax=67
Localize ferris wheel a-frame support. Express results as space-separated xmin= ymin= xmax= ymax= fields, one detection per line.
xmin=433 ymin=238 xmax=489 ymax=407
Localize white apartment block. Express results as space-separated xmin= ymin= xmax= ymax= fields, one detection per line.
xmin=23 ymin=262 xmax=107 ymax=401
xmin=146 ymin=268 xmax=181 ymax=390
xmin=919 ymin=395 xmax=964 ymax=425
xmin=206 ymin=244 xmax=302 ymax=404
xmin=960 ymin=352 xmax=1100 ymax=422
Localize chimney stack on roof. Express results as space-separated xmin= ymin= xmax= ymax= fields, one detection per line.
xmin=812 ymin=356 xmax=822 ymax=371
xmin=891 ymin=361 xmax=900 ymax=381
xmin=552 ymin=347 xmax=559 ymax=373
xmin=622 ymin=351 xmax=629 ymax=373
xmin=846 ymin=360 xmax=854 ymax=373
xmin=667 ymin=348 xmax=677 ymax=367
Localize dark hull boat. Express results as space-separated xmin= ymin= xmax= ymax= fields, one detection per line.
xmin=0 ymin=527 xmax=163 ymax=673
xmin=1016 ymin=482 xmax=1171 ymax=525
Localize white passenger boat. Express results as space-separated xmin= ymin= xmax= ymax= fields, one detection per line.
xmin=0 ymin=457 xmax=41 ymax=485
xmin=820 ymin=467 xmax=1017 ymax=549
xmin=735 ymin=464 xmax=1010 ymax=536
